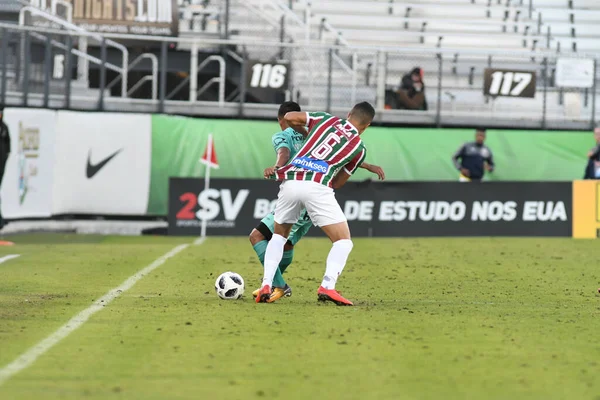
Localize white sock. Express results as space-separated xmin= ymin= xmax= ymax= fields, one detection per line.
xmin=321 ymin=239 xmax=353 ymax=290
xmin=262 ymin=234 xmax=287 ymax=288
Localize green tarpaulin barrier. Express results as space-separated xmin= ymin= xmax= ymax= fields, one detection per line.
xmin=149 ymin=114 xmax=593 ymax=215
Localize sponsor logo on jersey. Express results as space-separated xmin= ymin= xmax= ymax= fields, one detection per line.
xmin=291 ymin=157 xmax=329 ymax=173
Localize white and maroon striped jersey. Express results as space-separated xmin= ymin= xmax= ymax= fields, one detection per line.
xmin=273 ymin=112 xmax=367 ymax=187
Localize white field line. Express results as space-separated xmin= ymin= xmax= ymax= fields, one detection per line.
xmin=0 ymin=242 xmax=193 ymax=386
xmin=0 ymin=255 xmax=20 ymax=265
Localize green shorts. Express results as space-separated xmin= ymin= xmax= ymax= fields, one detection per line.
xmin=257 ymin=210 xmax=313 ymax=246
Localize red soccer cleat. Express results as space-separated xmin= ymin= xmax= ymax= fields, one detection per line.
xmin=255 ymin=285 xmax=272 ymax=303
xmin=317 ymin=286 xmax=354 ymax=306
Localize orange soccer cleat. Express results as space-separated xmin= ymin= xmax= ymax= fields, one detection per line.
xmin=317 ymin=286 xmax=354 ymax=306
xmin=255 ymin=285 xmax=272 ymax=303
xmin=267 ymin=284 xmax=292 ymax=303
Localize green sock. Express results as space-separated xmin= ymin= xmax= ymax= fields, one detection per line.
xmin=279 ymin=249 xmax=294 ymax=276
xmin=252 ymin=240 xmax=286 ymax=288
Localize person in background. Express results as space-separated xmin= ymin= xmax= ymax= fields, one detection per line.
xmin=0 ymin=107 xmax=10 ymax=228
xmin=583 ymin=127 xmax=600 ymax=180
xmin=452 ymin=128 xmax=494 ymax=182
xmin=396 ymin=67 xmax=428 ymax=111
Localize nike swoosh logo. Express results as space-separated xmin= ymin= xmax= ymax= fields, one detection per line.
xmin=86 ymin=149 xmax=123 ymax=179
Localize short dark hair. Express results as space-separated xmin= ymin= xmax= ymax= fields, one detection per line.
xmin=278 ymin=101 xmax=301 ymax=118
xmin=350 ymin=102 xmax=375 ymax=125
xmin=475 ymin=127 xmax=486 ymax=134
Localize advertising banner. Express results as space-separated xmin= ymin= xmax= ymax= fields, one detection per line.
xmin=149 ymin=115 xmax=593 ymax=216
xmin=169 ymin=178 xmax=572 ymax=237
xmin=1 ymin=108 xmax=56 ymax=218
xmin=52 ymin=111 xmax=151 ymax=215
xmin=30 ymin=0 xmax=179 ymax=36
xmin=572 ymin=180 xmax=600 ymax=239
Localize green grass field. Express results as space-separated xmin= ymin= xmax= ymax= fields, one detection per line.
xmin=1 ymin=234 xmax=600 ymax=400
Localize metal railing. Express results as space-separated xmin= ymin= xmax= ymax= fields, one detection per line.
xmin=18 ymin=5 xmax=130 ymax=97
xmin=107 ymin=54 xmax=159 ymax=100
xmin=0 ymin=22 xmax=598 ymax=130
xmin=166 ymin=53 xmax=225 ymax=105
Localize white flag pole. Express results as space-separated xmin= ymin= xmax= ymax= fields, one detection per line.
xmin=200 ymin=134 xmax=213 ymax=239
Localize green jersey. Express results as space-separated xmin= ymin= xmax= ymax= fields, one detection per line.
xmin=272 ymin=127 xmax=305 ymax=160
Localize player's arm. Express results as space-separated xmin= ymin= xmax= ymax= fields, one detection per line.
xmin=332 ymin=148 xmax=367 ymax=189
xmin=334 ymin=164 xmax=381 ymax=189
xmin=452 ymin=144 xmax=469 ymax=176
xmin=331 ymin=170 xmax=352 ymax=190
xmin=274 ymin=147 xmax=290 ymax=167
xmin=485 ymin=149 xmax=495 ymax=172
xmin=452 ymin=144 xmax=465 ymax=169
xmin=359 ymin=162 xmax=385 ymax=180
xmin=285 ymin=111 xmax=328 ymax=135
xmin=295 ymin=125 xmax=309 ymax=138
xmin=283 ymin=112 xmax=308 ymax=134
xmin=264 ymin=132 xmax=293 ymax=179
xmin=264 ymin=147 xmax=291 ymax=179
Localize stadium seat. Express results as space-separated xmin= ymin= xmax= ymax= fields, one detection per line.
xmin=0 ymin=0 xmax=21 ymax=13
xmin=322 ymin=14 xmax=536 ymax=35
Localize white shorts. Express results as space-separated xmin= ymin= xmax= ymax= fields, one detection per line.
xmin=273 ymin=180 xmax=347 ymax=227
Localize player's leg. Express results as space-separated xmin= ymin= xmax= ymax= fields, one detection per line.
xmin=267 ymin=241 xmax=295 ymax=303
xmin=251 ymin=230 xmax=292 ymax=300
xmin=249 ymin=227 xmax=294 ymax=301
xmin=257 ymin=222 xmax=293 ymax=303
xmin=249 ymin=229 xmax=275 ymax=299
xmin=257 ymin=181 xmax=302 ymax=303
xmin=304 ymin=183 xmax=354 ymax=306
xmin=320 ymin=221 xmax=353 ymax=293
xmin=268 ymin=211 xmax=311 ymax=301
xmin=249 ymin=216 xmax=287 ymax=293
xmin=280 ymin=242 xmax=295 ymax=278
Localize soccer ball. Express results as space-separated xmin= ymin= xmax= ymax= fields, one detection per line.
xmin=215 ymin=272 xmax=245 ymax=300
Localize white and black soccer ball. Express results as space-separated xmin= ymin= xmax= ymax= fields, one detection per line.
xmin=215 ymin=272 xmax=245 ymax=300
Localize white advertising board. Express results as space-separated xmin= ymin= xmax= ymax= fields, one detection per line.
xmin=1 ymin=108 xmax=56 ymax=218
xmin=52 ymin=111 xmax=152 ymax=215
xmin=555 ymin=58 xmax=595 ymax=88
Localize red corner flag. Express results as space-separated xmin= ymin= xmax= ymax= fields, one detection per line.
xmin=200 ymin=134 xmax=219 ymax=169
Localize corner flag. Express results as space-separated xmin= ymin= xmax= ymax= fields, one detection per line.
xmin=199 ymin=134 xmax=218 ymax=238
xmin=200 ymin=134 xmax=219 ymax=169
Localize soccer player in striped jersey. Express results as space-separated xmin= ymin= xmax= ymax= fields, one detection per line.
xmin=250 ymin=102 xmax=385 ymax=303
xmin=256 ymin=102 xmax=376 ymax=306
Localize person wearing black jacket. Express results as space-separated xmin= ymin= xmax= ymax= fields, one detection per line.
xmin=583 ymin=128 xmax=600 ymax=180
xmin=0 ymin=107 xmax=11 ymax=228
xmin=395 ymin=67 xmax=428 ymax=111
xmin=452 ymin=128 xmax=495 ymax=182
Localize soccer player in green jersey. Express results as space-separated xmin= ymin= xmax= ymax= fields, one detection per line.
xmin=249 ymin=101 xmax=384 ymax=303
xmin=256 ymin=102 xmax=377 ymax=306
